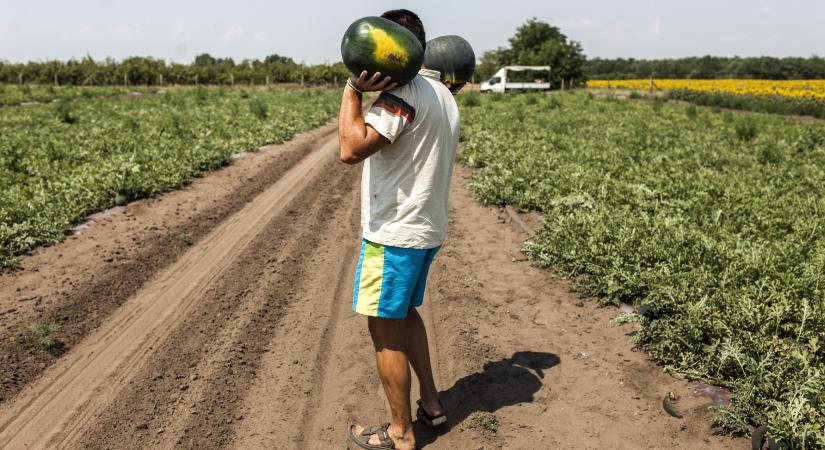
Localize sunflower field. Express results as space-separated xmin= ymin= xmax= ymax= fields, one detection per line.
xmin=587 ymin=79 xmax=825 ymax=100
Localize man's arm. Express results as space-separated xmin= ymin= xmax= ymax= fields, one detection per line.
xmin=338 ymin=71 xmax=396 ymax=165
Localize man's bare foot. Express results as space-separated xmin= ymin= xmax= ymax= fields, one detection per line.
xmin=387 ymin=422 xmax=415 ymax=450
xmin=419 ymin=397 xmax=444 ymax=418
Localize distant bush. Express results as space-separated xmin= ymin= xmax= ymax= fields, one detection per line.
xmin=249 ymin=97 xmax=268 ymax=120
xmin=459 ymin=92 xmax=481 ymax=107
xmin=734 ymin=117 xmax=759 ymax=141
xmin=55 ymin=100 xmax=77 ymax=124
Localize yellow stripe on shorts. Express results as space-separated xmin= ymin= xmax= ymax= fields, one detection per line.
xmin=355 ymin=241 xmax=385 ymax=316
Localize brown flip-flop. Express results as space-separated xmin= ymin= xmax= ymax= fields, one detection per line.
xmin=416 ymin=399 xmax=447 ymax=427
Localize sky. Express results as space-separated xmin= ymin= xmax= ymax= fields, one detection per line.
xmin=1 ymin=0 xmax=823 ymax=64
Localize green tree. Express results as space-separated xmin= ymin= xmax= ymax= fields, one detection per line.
xmin=505 ymin=18 xmax=587 ymax=87
xmin=264 ymin=54 xmax=295 ymax=65
xmin=477 ymin=18 xmax=587 ymax=87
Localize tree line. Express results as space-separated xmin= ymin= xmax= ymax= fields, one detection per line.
xmin=10 ymin=29 xmax=819 ymax=87
xmin=1 ymin=18 xmax=590 ymax=89
xmin=585 ymin=56 xmax=825 ymax=80
xmin=0 ymin=53 xmax=350 ymax=86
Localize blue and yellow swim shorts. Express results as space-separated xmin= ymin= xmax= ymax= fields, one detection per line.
xmin=352 ymin=239 xmax=441 ymax=319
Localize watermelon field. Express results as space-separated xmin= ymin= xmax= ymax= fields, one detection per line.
xmin=459 ymin=91 xmax=825 ymax=447
xmin=0 ymin=88 xmax=339 ymax=268
xmin=3 ymin=83 xmax=818 ymax=449
xmin=0 ymin=84 xmax=160 ymax=106
xmin=1 ymin=86 xmax=822 ymax=449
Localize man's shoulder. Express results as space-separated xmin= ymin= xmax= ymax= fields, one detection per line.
xmin=383 ymin=75 xmax=424 ymax=101
xmin=387 ymin=75 xmax=450 ymax=110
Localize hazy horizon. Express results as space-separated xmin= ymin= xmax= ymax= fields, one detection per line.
xmin=1 ymin=0 xmax=823 ymax=64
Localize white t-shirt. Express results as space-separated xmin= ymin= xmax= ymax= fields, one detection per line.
xmin=362 ymin=68 xmax=460 ymax=249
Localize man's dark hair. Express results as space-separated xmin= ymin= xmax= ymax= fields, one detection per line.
xmin=381 ymin=9 xmax=426 ymax=51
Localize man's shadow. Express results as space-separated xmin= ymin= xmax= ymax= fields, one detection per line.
xmin=415 ymin=351 xmax=560 ymax=447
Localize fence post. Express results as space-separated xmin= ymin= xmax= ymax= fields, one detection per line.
xmin=230 ymin=73 xmax=234 ymax=85
xmin=195 ymin=74 xmax=198 ymax=85
xmin=124 ymin=73 xmax=128 ymax=86
xmin=54 ymin=73 xmax=59 ymax=86
xmin=18 ymin=73 xmax=23 ymax=85
xmin=561 ymin=79 xmax=565 ymax=91
xmin=266 ymin=75 xmax=270 ymax=86
xmin=301 ymin=74 xmax=304 ymax=87
xmin=649 ymin=75 xmax=654 ymax=93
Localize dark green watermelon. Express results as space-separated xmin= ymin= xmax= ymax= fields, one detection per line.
xmin=341 ymin=17 xmax=424 ymax=86
xmin=424 ymin=35 xmax=476 ymax=84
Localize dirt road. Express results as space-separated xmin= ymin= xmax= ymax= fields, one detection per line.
xmin=0 ymin=122 xmax=748 ymax=449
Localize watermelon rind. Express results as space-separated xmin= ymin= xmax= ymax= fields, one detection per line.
xmin=341 ymin=16 xmax=424 ymax=87
xmin=423 ymin=35 xmax=476 ymax=85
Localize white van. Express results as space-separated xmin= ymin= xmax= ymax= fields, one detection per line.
xmin=480 ymin=66 xmax=551 ymax=93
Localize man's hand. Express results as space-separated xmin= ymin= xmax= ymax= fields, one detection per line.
xmin=338 ymin=71 xmax=392 ymax=165
xmin=351 ymin=70 xmax=398 ymax=93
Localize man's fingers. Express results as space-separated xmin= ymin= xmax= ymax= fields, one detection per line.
xmin=357 ymin=71 xmax=368 ymax=83
xmin=375 ymin=76 xmax=393 ymax=90
xmin=369 ymin=72 xmax=383 ymax=84
xmin=377 ymin=77 xmax=397 ymax=91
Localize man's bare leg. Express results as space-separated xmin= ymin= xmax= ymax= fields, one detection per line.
xmin=361 ymin=316 xmax=416 ymax=450
xmin=403 ymin=308 xmax=443 ymax=417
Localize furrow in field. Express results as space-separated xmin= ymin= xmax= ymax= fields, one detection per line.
xmin=78 ymin=150 xmax=360 ymax=449
xmin=230 ymin=185 xmax=370 ymax=450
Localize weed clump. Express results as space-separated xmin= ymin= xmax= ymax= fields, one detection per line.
xmin=460 ymin=92 xmax=481 ymax=107
xmin=468 ymin=412 xmax=499 ymax=433
xmin=29 ymin=323 xmax=61 ymax=350
xmin=249 ymin=97 xmax=269 ymax=120
xmin=734 ymin=117 xmax=759 ymax=141
xmin=55 ymin=100 xmax=78 ymax=124
xmin=544 ymin=96 xmax=562 ymax=111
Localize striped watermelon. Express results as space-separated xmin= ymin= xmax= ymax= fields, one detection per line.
xmin=424 ymin=35 xmax=476 ymax=85
xmin=341 ymin=17 xmax=424 ymax=87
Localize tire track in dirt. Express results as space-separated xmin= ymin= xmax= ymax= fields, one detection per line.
xmin=0 ymin=123 xmax=337 ymax=405
xmin=230 ymin=193 xmax=373 ymax=450
xmin=0 ymin=131 xmax=347 ymax=449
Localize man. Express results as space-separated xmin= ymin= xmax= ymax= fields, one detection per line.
xmin=338 ymin=9 xmax=461 ymax=450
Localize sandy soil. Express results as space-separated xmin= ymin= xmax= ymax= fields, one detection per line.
xmin=0 ymin=122 xmax=749 ymax=449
